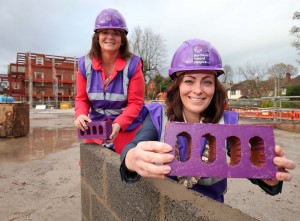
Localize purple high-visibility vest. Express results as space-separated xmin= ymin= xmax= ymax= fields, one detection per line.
xmin=78 ymin=55 xmax=143 ymax=131
xmin=144 ymin=102 xmax=239 ymax=202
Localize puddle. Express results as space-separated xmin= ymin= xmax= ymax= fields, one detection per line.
xmin=0 ymin=127 xmax=81 ymax=163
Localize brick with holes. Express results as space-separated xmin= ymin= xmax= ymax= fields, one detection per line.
xmin=78 ymin=121 xmax=112 ymax=140
xmin=165 ymin=122 xmax=277 ymax=178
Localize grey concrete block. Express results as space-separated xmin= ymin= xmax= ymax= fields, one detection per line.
xmin=82 ymin=214 xmax=88 ymax=221
xmin=91 ymin=194 xmax=118 ymax=221
xmin=163 ymin=192 xmax=257 ymax=221
xmin=164 ymin=196 xmax=210 ymax=221
xmin=104 ymin=151 xmax=161 ymax=221
xmin=80 ymin=143 xmax=105 ymax=196
xmin=151 ymin=177 xmax=257 ymax=221
xmin=80 ymin=143 xmax=257 ymax=221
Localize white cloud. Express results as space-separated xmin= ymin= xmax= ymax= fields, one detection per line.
xmin=0 ymin=0 xmax=299 ymax=82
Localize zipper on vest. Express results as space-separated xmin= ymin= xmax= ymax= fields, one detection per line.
xmin=103 ymin=77 xmax=110 ymax=92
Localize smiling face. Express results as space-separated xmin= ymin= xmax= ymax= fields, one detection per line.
xmin=179 ymin=70 xmax=216 ymax=122
xmin=98 ymin=29 xmax=122 ymax=54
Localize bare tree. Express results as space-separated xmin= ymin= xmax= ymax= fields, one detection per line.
xmin=267 ymin=63 xmax=298 ymax=96
xmin=219 ymin=64 xmax=233 ymax=83
xmin=290 ymin=11 xmax=300 ymax=64
xmin=129 ymin=26 xmax=167 ymax=79
xmin=238 ymin=63 xmax=269 ymax=97
xmin=267 ymin=63 xmax=298 ymax=78
xmin=239 ymin=63 xmax=298 ymax=97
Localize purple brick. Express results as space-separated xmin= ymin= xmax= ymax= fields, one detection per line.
xmin=165 ymin=122 xmax=277 ymax=178
xmin=78 ymin=121 xmax=112 ymax=140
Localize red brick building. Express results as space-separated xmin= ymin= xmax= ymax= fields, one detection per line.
xmin=8 ymin=52 xmax=78 ymax=107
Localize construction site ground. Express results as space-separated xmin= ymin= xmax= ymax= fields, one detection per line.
xmin=0 ymin=108 xmax=299 ymax=221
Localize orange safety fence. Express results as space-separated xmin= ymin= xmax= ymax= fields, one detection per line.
xmin=232 ymin=108 xmax=300 ymax=121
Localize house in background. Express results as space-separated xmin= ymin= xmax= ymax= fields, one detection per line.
xmin=227 ymin=84 xmax=242 ymax=99
xmin=228 ymin=72 xmax=299 ymax=99
xmin=280 ymin=72 xmax=300 ymax=95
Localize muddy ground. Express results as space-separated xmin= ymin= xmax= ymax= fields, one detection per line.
xmin=0 ymin=109 xmax=299 ymax=221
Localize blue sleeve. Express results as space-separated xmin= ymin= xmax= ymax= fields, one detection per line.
xmin=120 ymin=113 xmax=158 ymax=183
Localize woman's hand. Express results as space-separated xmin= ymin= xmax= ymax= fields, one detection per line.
xmin=74 ymin=114 xmax=92 ymax=131
xmin=105 ymin=123 xmax=121 ymax=144
xmin=125 ymin=141 xmax=175 ymax=179
xmin=262 ymin=145 xmax=296 ymax=186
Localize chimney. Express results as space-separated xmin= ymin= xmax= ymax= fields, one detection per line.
xmin=285 ymin=72 xmax=291 ymax=84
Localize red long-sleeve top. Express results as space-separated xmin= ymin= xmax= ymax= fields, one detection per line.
xmin=75 ymin=55 xmax=145 ymax=131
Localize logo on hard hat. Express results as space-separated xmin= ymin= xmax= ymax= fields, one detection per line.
xmin=193 ymin=45 xmax=203 ymax=54
xmin=105 ymin=15 xmax=112 ymax=22
xmin=193 ymin=45 xmax=209 ymax=66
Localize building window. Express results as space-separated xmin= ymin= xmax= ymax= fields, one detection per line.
xmin=35 ymin=82 xmax=44 ymax=86
xmin=36 ymin=90 xmax=44 ymax=95
xmin=57 ymin=74 xmax=63 ymax=80
xmin=10 ymin=65 xmax=17 ymax=72
xmin=58 ymin=89 xmax=64 ymax=95
xmin=36 ymin=57 xmax=44 ymax=65
xmin=57 ymin=74 xmax=63 ymax=87
xmin=18 ymin=66 xmax=25 ymax=72
xmin=34 ymin=72 xmax=44 ymax=79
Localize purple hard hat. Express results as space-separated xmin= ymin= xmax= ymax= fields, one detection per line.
xmin=94 ymin=8 xmax=128 ymax=34
xmin=168 ymin=39 xmax=224 ymax=80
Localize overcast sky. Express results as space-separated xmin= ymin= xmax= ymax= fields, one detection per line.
xmin=0 ymin=0 xmax=299 ymax=82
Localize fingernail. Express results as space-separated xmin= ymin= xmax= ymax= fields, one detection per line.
xmin=167 ymin=155 xmax=174 ymax=161
xmin=165 ymin=145 xmax=173 ymax=152
xmin=164 ymin=166 xmax=172 ymax=173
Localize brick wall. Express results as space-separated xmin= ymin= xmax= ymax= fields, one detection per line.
xmin=80 ymin=143 xmax=257 ymax=221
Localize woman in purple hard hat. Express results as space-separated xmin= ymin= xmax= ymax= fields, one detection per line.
xmin=74 ymin=8 xmax=145 ymax=154
xmin=119 ymin=38 xmax=296 ymax=202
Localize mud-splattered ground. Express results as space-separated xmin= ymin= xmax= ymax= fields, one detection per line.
xmin=0 ymin=109 xmax=299 ymax=221
xmin=0 ymin=109 xmax=81 ymax=221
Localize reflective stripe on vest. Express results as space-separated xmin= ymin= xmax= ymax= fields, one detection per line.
xmin=77 ymin=55 xmax=143 ymax=131
xmin=94 ymin=107 xmax=125 ymax=116
xmin=84 ymin=56 xmax=131 ymax=117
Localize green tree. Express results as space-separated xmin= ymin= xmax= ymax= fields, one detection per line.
xmin=153 ymin=74 xmax=172 ymax=93
xmin=159 ymin=77 xmax=172 ymax=92
xmin=286 ymin=84 xmax=300 ymax=96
